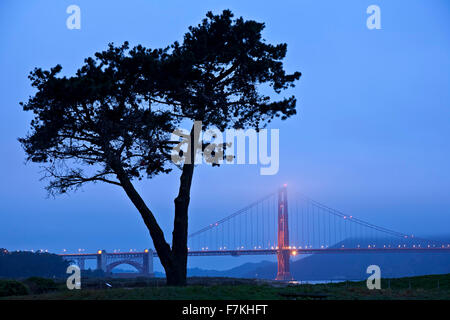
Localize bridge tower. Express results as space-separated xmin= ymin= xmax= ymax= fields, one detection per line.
xmin=276 ymin=185 xmax=293 ymax=281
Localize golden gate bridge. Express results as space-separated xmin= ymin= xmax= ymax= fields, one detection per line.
xmin=61 ymin=185 xmax=450 ymax=280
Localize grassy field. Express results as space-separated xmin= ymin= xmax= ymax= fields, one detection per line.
xmin=1 ymin=273 xmax=449 ymax=300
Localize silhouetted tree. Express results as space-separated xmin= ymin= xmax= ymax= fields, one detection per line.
xmin=20 ymin=10 xmax=301 ymax=286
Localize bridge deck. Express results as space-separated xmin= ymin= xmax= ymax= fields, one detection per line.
xmin=59 ymin=247 xmax=450 ymax=259
xmin=186 ymin=247 xmax=450 ymax=256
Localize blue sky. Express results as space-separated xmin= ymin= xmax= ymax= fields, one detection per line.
xmin=0 ymin=0 xmax=449 ymax=271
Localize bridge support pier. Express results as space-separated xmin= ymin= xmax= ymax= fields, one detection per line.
xmin=96 ymin=250 xmax=107 ymax=272
xmin=276 ymin=185 xmax=293 ymax=281
xmin=77 ymin=258 xmax=85 ymax=270
xmin=143 ymin=249 xmax=154 ymax=276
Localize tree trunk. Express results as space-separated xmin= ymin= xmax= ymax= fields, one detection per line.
xmin=165 ymin=262 xmax=188 ymax=286
xmin=109 ymin=122 xmax=199 ymax=286
xmin=170 ymin=124 xmax=198 ymax=286
xmin=112 ymin=164 xmax=175 ymax=282
xmin=169 ymin=164 xmax=193 ymax=286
